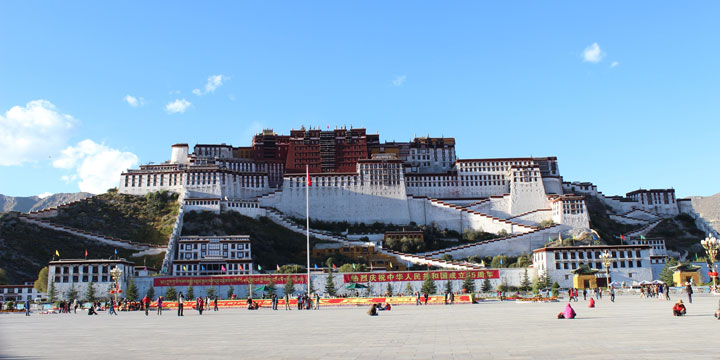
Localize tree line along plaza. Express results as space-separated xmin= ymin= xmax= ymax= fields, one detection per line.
xmin=12 ymin=126 xmax=719 ymax=306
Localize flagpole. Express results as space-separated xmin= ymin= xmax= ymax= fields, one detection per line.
xmin=306 ymin=164 xmax=311 ymax=295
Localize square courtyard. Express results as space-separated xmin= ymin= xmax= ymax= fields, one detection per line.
xmin=1 ymin=294 xmax=719 ymax=359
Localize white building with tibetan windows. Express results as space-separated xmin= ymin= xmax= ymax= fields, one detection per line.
xmin=47 ymin=259 xmax=135 ymax=301
xmin=173 ymin=235 xmax=253 ymax=276
xmin=532 ymin=245 xmax=653 ymax=288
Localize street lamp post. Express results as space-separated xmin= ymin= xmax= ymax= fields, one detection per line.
xmin=110 ymin=266 xmax=123 ymax=305
xmin=600 ymin=250 xmax=613 ymax=293
xmin=700 ymin=235 xmax=719 ymax=292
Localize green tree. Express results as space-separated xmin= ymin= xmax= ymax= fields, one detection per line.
xmin=267 ymin=277 xmax=277 ymax=296
xmin=490 ymin=255 xmax=508 ymax=268
xmin=325 ymin=269 xmax=337 ymax=297
xmin=65 ymin=284 xmax=79 ymax=301
xmin=277 ymin=265 xmax=305 ymax=274
xmin=48 ymin=280 xmax=58 ymax=302
xmin=445 ymin=279 xmax=453 ymax=294
xmin=146 ymin=286 xmax=155 ymax=300
xmin=420 ymin=274 xmax=437 ymax=294
xmin=34 ymin=267 xmax=49 ymax=293
xmin=497 ymin=282 xmax=507 ymax=293
xmin=659 ymin=257 xmax=679 ymax=286
xmin=226 ymin=286 xmax=235 ymax=299
xmin=284 ymin=277 xmax=295 ymax=296
xmin=84 ymin=281 xmax=96 ymax=302
xmin=511 ymin=253 xmax=532 ymax=268
xmin=481 ymin=278 xmax=492 ymax=292
xmin=207 ymin=286 xmax=216 ymax=298
xmin=519 ymin=269 xmax=531 ymax=292
xmin=337 ymin=263 xmax=368 ymax=273
xmin=462 ymin=273 xmax=475 ymax=293
xmin=165 ymin=286 xmax=177 ymax=301
xmin=498 ymin=229 xmax=509 ymax=237
xmin=386 ymin=282 xmax=393 ymax=296
xmin=405 ymin=282 xmax=414 ymax=295
xmin=551 ymin=281 xmax=560 ymax=297
xmin=125 ymin=277 xmax=138 ymax=301
xmin=441 ymin=254 xmax=453 ymax=261
xmin=186 ymin=285 xmax=194 ymax=299
xmin=0 ymin=267 xmax=8 ymax=285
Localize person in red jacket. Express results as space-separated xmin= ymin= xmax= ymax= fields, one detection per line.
xmin=142 ymin=295 xmax=151 ymax=316
xmin=672 ymin=300 xmax=686 ymax=316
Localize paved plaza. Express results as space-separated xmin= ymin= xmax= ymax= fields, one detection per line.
xmin=1 ymin=294 xmax=719 ymax=359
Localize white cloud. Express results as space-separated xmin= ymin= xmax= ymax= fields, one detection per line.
xmin=610 ymin=61 xmax=620 ymax=68
xmin=37 ymin=192 xmax=53 ymax=199
xmin=124 ymin=95 xmax=144 ymax=107
xmin=165 ymin=99 xmax=191 ymax=114
xmin=0 ymin=100 xmax=76 ymax=166
xmin=582 ymin=43 xmax=605 ymax=63
xmin=193 ymin=74 xmax=228 ymax=96
xmin=53 ymin=139 xmax=139 ymax=194
xmin=392 ymin=75 xmax=407 ymax=87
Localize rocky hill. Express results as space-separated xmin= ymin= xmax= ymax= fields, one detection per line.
xmin=0 ymin=212 xmax=163 ymax=284
xmin=45 ymin=191 xmax=180 ymax=246
xmin=0 ymin=192 xmax=93 ymax=213
xmin=688 ymin=192 xmax=720 ymax=233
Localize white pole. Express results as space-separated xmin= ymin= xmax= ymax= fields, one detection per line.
xmin=306 ymin=164 xmax=311 ymax=295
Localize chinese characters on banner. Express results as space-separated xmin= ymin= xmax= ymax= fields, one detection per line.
xmin=342 ymin=270 xmax=499 ymax=283
xmin=153 ymin=274 xmax=307 ymax=287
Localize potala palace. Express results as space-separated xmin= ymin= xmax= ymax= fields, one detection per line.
xmin=117 ymin=127 xmax=688 ymax=258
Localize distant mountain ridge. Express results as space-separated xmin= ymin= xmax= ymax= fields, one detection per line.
xmin=0 ymin=192 xmax=93 ymax=213
xmin=688 ymin=192 xmax=720 ymax=233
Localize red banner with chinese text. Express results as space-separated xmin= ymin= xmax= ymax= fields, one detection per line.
xmin=342 ymin=270 xmax=498 ymax=283
xmin=153 ymin=274 xmax=307 ymax=287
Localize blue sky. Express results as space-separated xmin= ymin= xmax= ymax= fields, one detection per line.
xmin=1 ymin=1 xmax=718 ymax=197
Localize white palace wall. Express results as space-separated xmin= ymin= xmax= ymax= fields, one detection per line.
xmin=271 ymin=178 xmax=412 ymax=224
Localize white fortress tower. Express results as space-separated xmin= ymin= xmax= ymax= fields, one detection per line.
xmin=170 ymin=143 xmax=190 ymax=164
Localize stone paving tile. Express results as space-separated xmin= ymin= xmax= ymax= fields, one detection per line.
xmin=1 ymin=294 xmax=720 ymax=359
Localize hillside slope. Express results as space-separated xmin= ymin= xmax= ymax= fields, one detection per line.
xmin=688 ymin=192 xmax=720 ymax=233
xmin=0 ymin=212 xmax=162 ymax=284
xmin=0 ymin=192 xmax=93 ymax=213
xmin=46 ymin=191 xmax=179 ymax=246
xmin=182 ymin=211 xmax=328 ymax=270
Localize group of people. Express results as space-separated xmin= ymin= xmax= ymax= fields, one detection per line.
xmin=367 ymin=302 xmax=392 ymax=316
xmin=639 ymin=284 xmax=670 ymax=300
xmin=415 ymin=292 xmax=430 ymax=305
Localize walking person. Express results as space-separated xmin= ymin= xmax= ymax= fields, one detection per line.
xmin=24 ymin=299 xmax=31 ymax=316
xmin=610 ymin=287 xmax=615 ymax=302
xmin=685 ymin=282 xmax=693 ymax=304
xmin=284 ymin=292 xmax=291 ymax=310
xmin=177 ymin=292 xmax=184 ymax=316
xmin=449 ymin=291 xmax=455 ymax=305
xmin=196 ymin=297 xmax=203 ymax=315
xmin=271 ymin=294 xmax=278 ymax=310
xmin=423 ymin=292 xmax=429 ymax=305
xmin=108 ymin=299 xmax=118 ymax=316
xmin=416 ymin=292 xmax=421 ymax=306
xmin=156 ymin=296 xmax=163 ymax=315
xmin=582 ymin=288 xmax=587 ymax=301
xmin=73 ymin=299 xmax=78 ymax=314
xmin=314 ymin=292 xmax=320 ymax=310
xmin=213 ymin=296 xmax=218 ymax=311
xmin=142 ymin=295 xmax=150 ymax=316
xmin=297 ymin=294 xmax=303 ymax=310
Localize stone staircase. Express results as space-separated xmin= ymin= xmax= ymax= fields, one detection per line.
xmin=261 ymin=207 xmax=517 ymax=271
xmin=18 ymin=215 xmax=164 ymax=253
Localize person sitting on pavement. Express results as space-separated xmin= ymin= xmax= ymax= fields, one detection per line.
xmin=367 ymin=304 xmax=378 ymax=316
xmin=558 ymin=303 xmax=576 ymax=319
xmin=672 ymin=300 xmax=687 ymax=316
xmin=588 ymin=297 xmax=595 ymax=308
